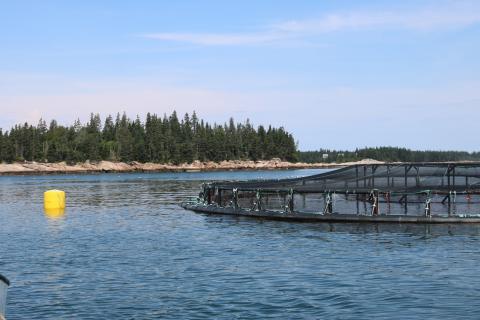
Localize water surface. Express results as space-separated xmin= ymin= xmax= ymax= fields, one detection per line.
xmin=1 ymin=170 xmax=479 ymax=319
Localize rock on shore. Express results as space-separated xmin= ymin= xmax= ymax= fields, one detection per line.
xmin=0 ymin=159 xmax=384 ymax=175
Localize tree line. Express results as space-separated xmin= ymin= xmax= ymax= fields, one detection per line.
xmin=0 ymin=111 xmax=298 ymax=164
xmin=298 ymin=147 xmax=480 ymax=163
xmin=3 ymin=113 xmax=478 ymax=165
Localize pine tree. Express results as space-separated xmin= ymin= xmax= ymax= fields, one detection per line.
xmin=116 ymin=113 xmax=134 ymax=162
xmin=0 ymin=111 xmax=300 ymax=164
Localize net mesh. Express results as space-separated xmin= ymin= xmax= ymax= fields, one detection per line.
xmin=200 ymin=163 xmax=480 ymax=217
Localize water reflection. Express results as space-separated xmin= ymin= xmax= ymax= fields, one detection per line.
xmin=44 ymin=208 xmax=65 ymax=219
xmin=200 ymin=213 xmax=480 ymax=237
xmin=1 ymin=170 xmax=480 ymax=319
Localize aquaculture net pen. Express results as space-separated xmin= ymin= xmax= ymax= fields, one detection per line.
xmin=197 ymin=163 xmax=480 ymax=217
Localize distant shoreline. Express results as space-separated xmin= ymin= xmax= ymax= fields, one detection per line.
xmin=0 ymin=159 xmax=384 ymax=176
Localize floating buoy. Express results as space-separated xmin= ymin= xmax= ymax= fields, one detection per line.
xmin=44 ymin=190 xmax=66 ymax=210
xmin=44 ymin=207 xmax=65 ymax=219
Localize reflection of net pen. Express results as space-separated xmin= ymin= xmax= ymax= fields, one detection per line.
xmin=183 ymin=163 xmax=480 ymax=223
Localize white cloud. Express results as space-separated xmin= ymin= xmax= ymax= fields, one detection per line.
xmin=144 ymin=2 xmax=480 ymax=46
xmin=144 ymin=32 xmax=284 ymax=46
xmin=277 ymin=6 xmax=480 ymax=33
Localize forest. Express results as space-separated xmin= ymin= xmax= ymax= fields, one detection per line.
xmin=2 ymin=112 xmax=480 ymax=165
xmin=298 ymin=147 xmax=480 ymax=163
xmin=0 ymin=111 xmax=298 ymax=164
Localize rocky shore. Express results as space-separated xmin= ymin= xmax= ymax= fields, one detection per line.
xmin=0 ymin=159 xmax=384 ymax=175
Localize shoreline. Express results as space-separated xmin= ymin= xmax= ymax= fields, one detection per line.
xmin=0 ymin=159 xmax=384 ymax=176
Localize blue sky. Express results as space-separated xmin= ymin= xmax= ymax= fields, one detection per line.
xmin=1 ymin=0 xmax=480 ymax=151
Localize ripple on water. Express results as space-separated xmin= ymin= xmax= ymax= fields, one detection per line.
xmin=1 ymin=170 xmax=480 ymax=319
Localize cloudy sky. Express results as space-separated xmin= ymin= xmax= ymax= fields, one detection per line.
xmin=1 ymin=0 xmax=479 ymax=151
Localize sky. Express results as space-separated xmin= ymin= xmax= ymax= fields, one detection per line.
xmin=1 ymin=0 xmax=479 ymax=151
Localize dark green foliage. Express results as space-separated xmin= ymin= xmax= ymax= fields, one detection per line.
xmin=299 ymin=147 xmax=480 ymax=163
xmin=0 ymin=111 xmax=298 ymax=164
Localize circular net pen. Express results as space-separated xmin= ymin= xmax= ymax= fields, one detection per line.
xmin=182 ymin=163 xmax=480 ymax=223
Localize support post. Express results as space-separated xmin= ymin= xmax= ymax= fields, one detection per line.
xmin=363 ymin=166 xmax=367 ymax=188
xmin=387 ymin=165 xmax=390 ymax=188
xmin=404 ymin=166 xmax=408 ymax=210
xmin=355 ymin=165 xmax=359 ymax=189
xmin=372 ymin=165 xmax=377 ymax=188
xmin=356 ymin=191 xmax=359 ymax=215
xmin=371 ymin=190 xmax=379 ymax=216
xmin=415 ymin=166 xmax=420 ymax=187
xmin=447 ymin=165 xmax=452 ymax=205
xmin=232 ymin=188 xmax=238 ymax=209
xmin=323 ymin=192 xmax=333 ymax=215
xmin=424 ymin=191 xmax=432 ymax=217
xmin=404 ymin=165 xmax=408 ymax=189
xmin=253 ymin=189 xmax=262 ymax=211
xmin=452 ymin=165 xmax=456 ymax=188
xmin=286 ymin=189 xmax=294 ymax=213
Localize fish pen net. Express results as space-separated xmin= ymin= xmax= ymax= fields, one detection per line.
xmin=198 ymin=163 xmax=480 ymax=217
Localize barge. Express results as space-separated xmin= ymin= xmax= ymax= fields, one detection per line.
xmin=182 ymin=163 xmax=480 ymax=224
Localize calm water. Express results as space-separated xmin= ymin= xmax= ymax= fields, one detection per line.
xmin=1 ymin=169 xmax=480 ymax=319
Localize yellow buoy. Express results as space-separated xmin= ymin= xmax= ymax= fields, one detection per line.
xmin=44 ymin=190 xmax=66 ymax=210
xmin=44 ymin=207 xmax=65 ymax=219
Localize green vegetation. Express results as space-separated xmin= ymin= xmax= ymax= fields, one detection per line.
xmin=299 ymin=147 xmax=480 ymax=163
xmin=0 ymin=111 xmax=298 ymax=164
xmin=3 ymin=113 xmax=479 ymax=165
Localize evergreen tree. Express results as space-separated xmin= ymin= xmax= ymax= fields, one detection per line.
xmin=0 ymin=111 xmax=299 ymax=164
xmin=116 ymin=113 xmax=134 ymax=162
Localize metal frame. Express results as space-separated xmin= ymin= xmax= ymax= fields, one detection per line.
xmin=186 ymin=163 xmax=480 ymax=223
